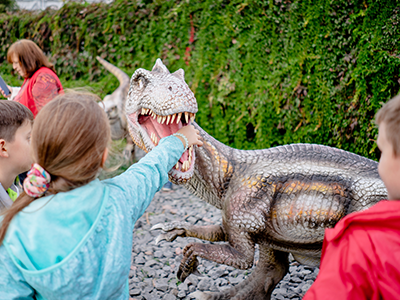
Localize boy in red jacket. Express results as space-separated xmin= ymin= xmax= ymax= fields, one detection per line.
xmin=303 ymin=94 xmax=400 ymax=300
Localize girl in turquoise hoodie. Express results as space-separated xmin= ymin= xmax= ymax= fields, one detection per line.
xmin=0 ymin=92 xmax=203 ymax=299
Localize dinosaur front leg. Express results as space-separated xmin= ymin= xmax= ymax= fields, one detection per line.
xmin=151 ymin=221 xmax=227 ymax=244
xmin=178 ymin=232 xmax=255 ymax=282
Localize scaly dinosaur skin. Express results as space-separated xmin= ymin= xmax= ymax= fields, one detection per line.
xmin=125 ymin=59 xmax=387 ymax=300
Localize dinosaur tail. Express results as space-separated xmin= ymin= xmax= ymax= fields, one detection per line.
xmin=96 ymin=56 xmax=130 ymax=96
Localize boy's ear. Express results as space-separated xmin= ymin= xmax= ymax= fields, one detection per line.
xmin=0 ymin=139 xmax=9 ymax=158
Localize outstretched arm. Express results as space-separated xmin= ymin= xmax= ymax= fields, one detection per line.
xmin=104 ymin=135 xmax=185 ymax=226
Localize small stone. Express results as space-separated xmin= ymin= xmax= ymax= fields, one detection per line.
xmin=145 ymin=260 xmax=158 ymax=267
xmin=186 ymin=274 xmax=199 ymax=286
xmin=197 ymin=278 xmax=212 ymax=291
xmin=178 ymin=282 xmax=188 ymax=292
xmin=129 ymin=288 xmax=141 ymax=296
xmin=177 ymin=290 xmax=186 ymax=298
xmin=154 ymin=279 xmax=169 ymax=292
xmin=135 ymin=256 xmax=146 ymax=264
xmin=154 ymin=250 xmax=163 ymax=258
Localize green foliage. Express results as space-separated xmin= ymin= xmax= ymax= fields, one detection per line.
xmin=0 ymin=0 xmax=17 ymax=13
xmin=1 ymin=0 xmax=399 ymax=160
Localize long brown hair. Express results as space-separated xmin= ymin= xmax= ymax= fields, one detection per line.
xmin=0 ymin=92 xmax=111 ymax=244
xmin=7 ymin=39 xmax=56 ymax=78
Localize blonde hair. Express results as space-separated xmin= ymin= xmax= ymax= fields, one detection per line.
xmin=0 ymin=92 xmax=111 ymax=244
xmin=375 ymin=94 xmax=400 ymax=156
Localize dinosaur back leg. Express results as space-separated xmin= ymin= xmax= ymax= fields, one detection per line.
xmin=190 ymin=246 xmax=289 ymax=300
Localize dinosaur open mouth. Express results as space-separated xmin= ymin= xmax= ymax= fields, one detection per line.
xmin=128 ymin=109 xmax=196 ymax=175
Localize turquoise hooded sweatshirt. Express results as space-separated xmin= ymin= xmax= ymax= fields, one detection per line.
xmin=0 ymin=136 xmax=184 ymax=299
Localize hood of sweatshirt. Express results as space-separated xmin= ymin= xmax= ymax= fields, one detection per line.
xmin=4 ymin=179 xmax=106 ymax=271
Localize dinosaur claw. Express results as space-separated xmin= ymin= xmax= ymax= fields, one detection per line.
xmin=150 ymin=223 xmax=164 ymax=231
xmin=192 ymin=269 xmax=202 ymax=277
xmin=188 ymin=291 xmax=213 ymax=300
xmin=155 ymin=235 xmax=166 ymax=245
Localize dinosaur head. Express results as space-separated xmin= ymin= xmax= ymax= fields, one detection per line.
xmin=126 ymin=59 xmax=198 ymax=184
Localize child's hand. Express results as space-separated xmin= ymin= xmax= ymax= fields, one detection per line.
xmin=175 ymin=125 xmax=203 ymax=148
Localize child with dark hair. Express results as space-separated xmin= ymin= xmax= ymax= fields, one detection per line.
xmin=0 ymin=92 xmax=203 ymax=299
xmin=303 ymin=94 xmax=400 ymax=300
xmin=0 ymin=101 xmax=33 ymax=210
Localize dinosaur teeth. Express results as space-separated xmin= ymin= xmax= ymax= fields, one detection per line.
xmin=152 ymin=111 xmax=156 ymax=119
xmin=157 ymin=115 xmax=162 ymax=123
xmin=151 ymin=132 xmax=158 ymax=145
xmin=185 ymin=161 xmax=190 ymax=171
xmin=166 ymin=115 xmax=171 ymax=125
xmin=141 ymin=108 xmax=146 ymax=115
xmin=175 ymin=162 xmax=179 ymax=169
xmin=161 ymin=116 xmax=166 ymax=124
xmin=190 ymin=113 xmax=195 ymax=123
xmin=171 ymin=114 xmax=176 ymax=124
xmin=177 ymin=113 xmax=182 ymax=124
xmin=185 ymin=112 xmax=189 ymax=124
xmin=189 ymin=146 xmax=193 ymax=158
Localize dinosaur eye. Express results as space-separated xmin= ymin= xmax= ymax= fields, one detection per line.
xmin=168 ymin=86 xmax=172 ymax=91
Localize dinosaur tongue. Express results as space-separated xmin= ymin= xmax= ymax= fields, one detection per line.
xmin=140 ymin=114 xmax=189 ymax=162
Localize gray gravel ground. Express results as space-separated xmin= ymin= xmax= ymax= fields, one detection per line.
xmin=129 ymin=185 xmax=319 ymax=300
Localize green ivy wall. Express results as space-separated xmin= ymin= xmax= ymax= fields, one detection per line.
xmin=1 ymin=0 xmax=399 ymax=160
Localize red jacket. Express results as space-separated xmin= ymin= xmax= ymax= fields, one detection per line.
xmin=303 ymin=200 xmax=400 ymax=300
xmin=14 ymin=67 xmax=63 ymax=117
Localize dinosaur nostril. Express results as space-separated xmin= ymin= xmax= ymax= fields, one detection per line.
xmin=168 ymin=86 xmax=172 ymax=91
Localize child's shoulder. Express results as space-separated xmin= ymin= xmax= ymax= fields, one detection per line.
xmin=327 ymin=200 xmax=400 ymax=242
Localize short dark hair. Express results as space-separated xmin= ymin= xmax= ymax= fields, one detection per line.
xmin=0 ymin=101 xmax=34 ymax=142
xmin=375 ymin=94 xmax=400 ymax=156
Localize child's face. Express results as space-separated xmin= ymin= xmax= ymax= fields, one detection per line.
xmin=377 ymin=122 xmax=400 ymax=200
xmin=6 ymin=120 xmax=32 ymax=174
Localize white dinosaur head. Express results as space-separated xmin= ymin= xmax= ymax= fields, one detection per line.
xmin=126 ymin=59 xmax=198 ymax=184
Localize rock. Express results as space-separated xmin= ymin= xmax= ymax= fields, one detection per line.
xmin=197 ymin=278 xmax=213 ymax=291
xmin=162 ymin=295 xmax=176 ymax=300
xmin=178 ymin=282 xmax=188 ymax=292
xmin=154 ymin=279 xmax=169 ymax=292
xmin=130 ymin=289 xmax=141 ymax=296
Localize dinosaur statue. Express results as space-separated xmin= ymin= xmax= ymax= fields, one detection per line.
xmin=96 ymin=56 xmax=137 ymax=161
xmin=125 ymin=59 xmax=387 ymax=300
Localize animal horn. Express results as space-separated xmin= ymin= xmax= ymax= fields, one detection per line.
xmin=172 ymin=69 xmax=185 ymax=80
xmin=151 ymin=58 xmax=170 ymax=74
